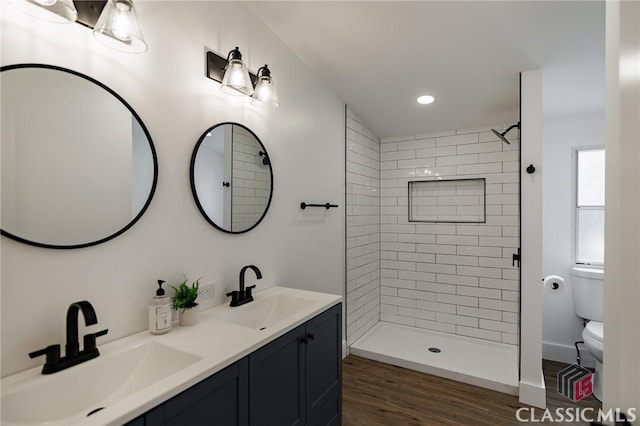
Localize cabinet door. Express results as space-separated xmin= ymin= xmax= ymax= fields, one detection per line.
xmin=145 ymin=359 xmax=248 ymax=426
xmin=304 ymin=304 xmax=342 ymax=422
xmin=248 ymin=324 xmax=306 ymax=426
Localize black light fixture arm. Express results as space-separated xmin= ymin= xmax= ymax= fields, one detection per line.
xmin=226 ymin=47 xmax=242 ymax=63
xmin=256 ymin=65 xmax=271 ymax=78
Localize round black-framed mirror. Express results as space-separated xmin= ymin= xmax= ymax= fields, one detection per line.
xmin=0 ymin=63 xmax=158 ymax=249
xmin=190 ymin=122 xmax=273 ymax=234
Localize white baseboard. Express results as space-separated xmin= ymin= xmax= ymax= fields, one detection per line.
xmin=342 ymin=339 xmax=348 ymax=359
xmin=542 ymin=341 xmax=595 ymax=368
xmin=519 ymin=377 xmax=547 ymax=408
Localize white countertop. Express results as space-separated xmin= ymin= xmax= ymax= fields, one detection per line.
xmin=1 ymin=286 xmax=342 ymax=426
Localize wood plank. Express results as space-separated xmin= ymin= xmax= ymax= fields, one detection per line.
xmin=342 ymin=356 xmax=600 ymax=425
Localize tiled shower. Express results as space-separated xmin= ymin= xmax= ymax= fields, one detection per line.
xmin=345 ymin=107 xmax=381 ymax=347
xmin=231 ymin=125 xmax=271 ymax=231
xmin=345 ymin=106 xmax=521 ymax=389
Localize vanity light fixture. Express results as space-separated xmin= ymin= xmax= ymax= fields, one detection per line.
xmin=7 ymin=0 xmax=78 ymax=23
xmin=206 ymin=49 xmax=280 ymax=107
xmin=93 ymin=0 xmax=147 ymax=54
xmin=8 ymin=0 xmax=147 ymax=53
xmin=220 ymin=47 xmax=254 ymax=96
xmin=251 ymin=65 xmax=280 ymax=107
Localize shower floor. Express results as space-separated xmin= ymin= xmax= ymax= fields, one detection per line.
xmin=350 ymin=322 xmax=519 ymax=395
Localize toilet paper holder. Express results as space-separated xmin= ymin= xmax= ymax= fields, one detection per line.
xmin=543 ymin=275 xmax=565 ymax=292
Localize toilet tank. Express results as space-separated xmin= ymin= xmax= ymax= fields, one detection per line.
xmin=571 ymin=267 xmax=604 ymax=321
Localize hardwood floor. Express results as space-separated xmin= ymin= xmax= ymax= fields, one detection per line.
xmin=342 ymin=356 xmax=601 ymax=426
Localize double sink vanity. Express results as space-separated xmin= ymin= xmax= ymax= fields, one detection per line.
xmin=1 ymin=63 xmax=341 ymax=425
xmin=1 ymin=287 xmax=342 ymax=426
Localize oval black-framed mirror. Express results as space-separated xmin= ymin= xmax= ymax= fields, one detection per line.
xmin=190 ymin=122 xmax=273 ymax=234
xmin=0 ymin=64 xmax=158 ymax=249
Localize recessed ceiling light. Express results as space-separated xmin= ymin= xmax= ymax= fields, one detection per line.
xmin=417 ymin=95 xmax=435 ymax=105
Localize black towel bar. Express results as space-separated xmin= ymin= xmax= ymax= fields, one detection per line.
xmin=300 ymin=202 xmax=339 ymax=210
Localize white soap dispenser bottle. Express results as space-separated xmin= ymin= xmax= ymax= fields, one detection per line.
xmin=149 ymin=280 xmax=172 ymax=335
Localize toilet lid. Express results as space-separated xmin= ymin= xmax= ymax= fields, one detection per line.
xmin=585 ymin=321 xmax=603 ymax=342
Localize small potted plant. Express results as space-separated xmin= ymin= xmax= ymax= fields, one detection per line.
xmin=170 ymin=277 xmax=201 ymax=326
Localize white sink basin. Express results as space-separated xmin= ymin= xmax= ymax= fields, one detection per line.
xmin=212 ymin=293 xmax=316 ymax=330
xmin=1 ymin=341 xmax=201 ymax=425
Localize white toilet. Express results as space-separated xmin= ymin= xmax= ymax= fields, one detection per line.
xmin=571 ymin=267 xmax=604 ymax=401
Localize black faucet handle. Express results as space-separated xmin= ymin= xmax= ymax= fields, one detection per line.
xmin=83 ymin=329 xmax=108 ymax=352
xmin=226 ymin=290 xmax=240 ymax=306
xmin=94 ymin=328 xmax=109 ymax=338
xmin=245 ymin=285 xmax=256 ymax=298
xmin=29 ymin=344 xmax=61 ymax=364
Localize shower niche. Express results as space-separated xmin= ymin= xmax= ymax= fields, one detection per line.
xmin=408 ymin=178 xmax=486 ymax=223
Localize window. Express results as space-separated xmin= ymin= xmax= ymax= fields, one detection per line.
xmin=575 ymin=148 xmax=605 ymax=266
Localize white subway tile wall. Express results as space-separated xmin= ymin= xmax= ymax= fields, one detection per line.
xmin=379 ymin=127 xmax=520 ymax=345
xmin=408 ymin=179 xmax=485 ymax=222
xmin=346 ymin=107 xmax=381 ymax=346
xmin=231 ymin=126 xmax=271 ymax=231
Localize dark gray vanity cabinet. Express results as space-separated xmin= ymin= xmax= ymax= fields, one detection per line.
xmin=143 ymin=360 xmax=248 ymax=426
xmin=248 ymin=303 xmax=342 ymax=426
xmin=125 ymin=303 xmax=341 ymax=426
xmin=248 ymin=324 xmax=306 ymax=425
xmin=305 ymin=304 xmax=342 ymax=425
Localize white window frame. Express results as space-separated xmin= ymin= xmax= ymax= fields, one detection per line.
xmin=572 ymin=146 xmax=605 ymax=268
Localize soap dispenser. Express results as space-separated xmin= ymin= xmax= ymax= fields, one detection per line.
xmin=149 ymin=280 xmax=172 ymax=335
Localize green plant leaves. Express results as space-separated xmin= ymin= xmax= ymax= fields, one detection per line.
xmin=170 ymin=277 xmax=201 ymax=313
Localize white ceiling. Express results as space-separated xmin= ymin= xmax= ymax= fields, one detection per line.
xmin=248 ymin=1 xmax=605 ymax=139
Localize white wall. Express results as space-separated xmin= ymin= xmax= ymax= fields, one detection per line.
xmin=345 ymin=107 xmax=380 ymax=347
xmin=0 ymin=1 xmax=345 ymax=376
xmin=378 ymin=126 xmax=520 ymax=345
xmin=603 ymin=0 xmax=640 ymax=416
xmin=541 ymin=112 xmax=604 ymax=366
xmin=519 ymin=69 xmax=546 ymax=408
xmin=1 ymin=67 xmax=133 ymax=245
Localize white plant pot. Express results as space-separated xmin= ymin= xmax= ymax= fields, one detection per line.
xmin=179 ymin=307 xmax=199 ymax=326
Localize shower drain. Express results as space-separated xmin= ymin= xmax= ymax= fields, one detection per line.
xmin=428 ymin=347 xmax=441 ymax=353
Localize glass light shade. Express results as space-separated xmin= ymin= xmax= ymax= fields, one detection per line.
xmin=221 ymin=59 xmax=254 ymax=96
xmin=251 ymin=75 xmax=279 ymax=107
xmin=93 ymin=0 xmax=147 ymax=54
xmin=8 ymin=0 xmax=77 ymax=23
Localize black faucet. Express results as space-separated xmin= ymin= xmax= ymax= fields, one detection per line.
xmin=29 ymin=301 xmax=108 ymax=374
xmin=226 ymin=265 xmax=262 ymax=307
